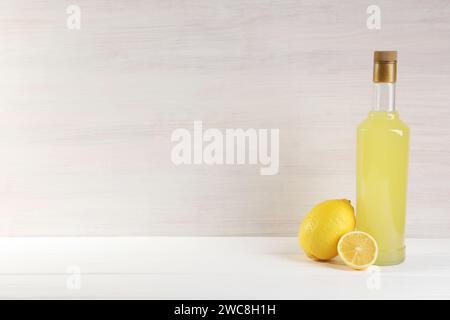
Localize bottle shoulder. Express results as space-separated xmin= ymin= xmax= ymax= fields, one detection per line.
xmin=358 ymin=112 xmax=409 ymax=134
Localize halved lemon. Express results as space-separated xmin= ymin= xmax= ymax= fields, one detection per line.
xmin=338 ymin=231 xmax=378 ymax=270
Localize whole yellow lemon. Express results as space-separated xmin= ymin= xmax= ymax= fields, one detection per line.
xmin=299 ymin=199 xmax=355 ymax=261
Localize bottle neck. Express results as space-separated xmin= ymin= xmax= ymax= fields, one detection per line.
xmin=372 ymin=82 xmax=396 ymax=112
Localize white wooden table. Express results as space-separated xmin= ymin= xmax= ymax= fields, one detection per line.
xmin=0 ymin=237 xmax=448 ymax=299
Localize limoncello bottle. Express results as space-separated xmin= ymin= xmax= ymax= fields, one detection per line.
xmin=356 ymin=51 xmax=409 ymax=266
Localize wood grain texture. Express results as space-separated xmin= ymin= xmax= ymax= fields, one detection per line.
xmin=0 ymin=0 xmax=449 ymax=236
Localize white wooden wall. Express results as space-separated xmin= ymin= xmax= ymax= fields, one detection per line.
xmin=0 ymin=0 xmax=449 ymax=237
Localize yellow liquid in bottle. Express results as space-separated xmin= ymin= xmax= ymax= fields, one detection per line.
xmin=356 ymin=111 xmax=409 ymax=265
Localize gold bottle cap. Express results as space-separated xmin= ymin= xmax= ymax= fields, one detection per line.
xmin=373 ymin=51 xmax=397 ymax=83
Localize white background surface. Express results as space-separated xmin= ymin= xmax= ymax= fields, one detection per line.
xmin=0 ymin=237 xmax=449 ymax=299
xmin=0 ymin=1 xmax=449 ymax=237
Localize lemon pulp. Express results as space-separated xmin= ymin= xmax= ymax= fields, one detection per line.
xmin=338 ymin=231 xmax=378 ymax=270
